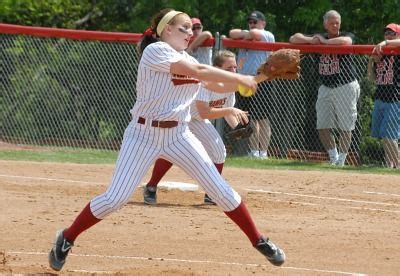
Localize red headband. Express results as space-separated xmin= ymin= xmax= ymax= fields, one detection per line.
xmin=143 ymin=27 xmax=155 ymax=37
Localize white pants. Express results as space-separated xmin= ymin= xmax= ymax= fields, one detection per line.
xmin=189 ymin=119 xmax=226 ymax=164
xmin=90 ymin=119 xmax=241 ymax=219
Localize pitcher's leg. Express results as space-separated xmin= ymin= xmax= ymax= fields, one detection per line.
xmin=49 ymin=124 xmax=159 ymax=271
xmin=166 ymin=133 xmax=285 ymax=265
xmin=189 ymin=120 xmax=226 ymax=204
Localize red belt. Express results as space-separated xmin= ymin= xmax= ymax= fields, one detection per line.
xmin=137 ymin=117 xmax=178 ymax=128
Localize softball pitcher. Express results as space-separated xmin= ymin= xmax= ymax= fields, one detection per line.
xmin=143 ymin=50 xmax=248 ymax=205
xmin=48 ymin=9 xmax=285 ymax=271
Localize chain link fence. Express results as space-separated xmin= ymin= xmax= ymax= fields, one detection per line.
xmin=1 ymin=24 xmax=398 ymax=167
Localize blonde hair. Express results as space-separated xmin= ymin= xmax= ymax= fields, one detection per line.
xmin=139 ymin=8 xmax=186 ymax=55
xmin=156 ymin=10 xmax=183 ymax=36
xmin=213 ymin=50 xmax=236 ymax=67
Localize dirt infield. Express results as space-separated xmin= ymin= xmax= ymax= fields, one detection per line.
xmin=1 ymin=159 xmax=399 ymax=275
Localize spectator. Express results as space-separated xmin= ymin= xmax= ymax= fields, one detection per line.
xmin=368 ymin=23 xmax=400 ymax=169
xmin=229 ymin=10 xmax=275 ymax=159
xmin=187 ymin=17 xmax=212 ymax=65
xmin=289 ymin=10 xmax=360 ymax=166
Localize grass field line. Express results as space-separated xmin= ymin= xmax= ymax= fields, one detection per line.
xmin=6 ymin=250 xmax=367 ymax=276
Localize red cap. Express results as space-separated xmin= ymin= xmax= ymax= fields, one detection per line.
xmin=384 ymin=23 xmax=400 ymax=33
xmin=191 ymin=18 xmax=202 ymax=25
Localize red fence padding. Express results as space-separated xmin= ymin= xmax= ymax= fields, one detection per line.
xmin=1 ymin=23 xmax=400 ymax=55
xmin=222 ymin=38 xmax=400 ymax=55
xmin=0 ymin=23 xmax=142 ymax=43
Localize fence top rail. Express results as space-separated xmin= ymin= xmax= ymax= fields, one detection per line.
xmin=222 ymin=38 xmax=400 ymax=55
xmin=1 ymin=23 xmax=400 ymax=55
xmin=0 ymin=23 xmax=142 ymax=43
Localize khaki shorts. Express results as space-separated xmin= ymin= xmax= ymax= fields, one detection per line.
xmin=316 ymin=80 xmax=360 ymax=131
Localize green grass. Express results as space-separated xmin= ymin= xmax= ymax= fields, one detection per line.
xmin=0 ymin=148 xmax=118 ymax=164
xmin=0 ymin=147 xmax=399 ymax=175
xmin=226 ymin=157 xmax=399 ymax=175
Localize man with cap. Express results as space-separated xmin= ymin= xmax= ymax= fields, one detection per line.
xmin=229 ymin=11 xmax=275 ymax=159
xmin=290 ymin=10 xmax=360 ymax=166
xmin=187 ymin=17 xmax=213 ymax=65
xmin=368 ymin=23 xmax=400 ymax=168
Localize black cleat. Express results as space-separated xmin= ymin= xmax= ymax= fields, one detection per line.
xmin=143 ymin=185 xmax=157 ymax=205
xmin=203 ymin=194 xmax=216 ymax=205
xmin=49 ymin=230 xmax=73 ymax=271
xmin=255 ymin=236 xmax=285 ymax=266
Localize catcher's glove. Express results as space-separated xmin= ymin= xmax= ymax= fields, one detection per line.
xmin=224 ymin=120 xmax=256 ymax=141
xmin=257 ymin=48 xmax=301 ymax=80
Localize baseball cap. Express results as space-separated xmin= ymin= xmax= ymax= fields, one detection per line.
xmin=191 ymin=18 xmax=202 ymax=25
xmin=248 ymin=11 xmax=265 ymax=22
xmin=384 ymin=23 xmax=400 ymax=33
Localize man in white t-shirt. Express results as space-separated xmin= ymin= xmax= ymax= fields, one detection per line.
xmin=229 ymin=11 xmax=275 ymax=159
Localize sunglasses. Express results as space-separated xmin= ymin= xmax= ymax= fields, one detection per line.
xmin=248 ymin=20 xmax=258 ymax=25
xmin=192 ymin=25 xmax=203 ymax=30
xmin=384 ymin=30 xmax=397 ymax=36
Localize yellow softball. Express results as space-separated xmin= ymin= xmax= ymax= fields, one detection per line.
xmin=238 ymin=84 xmax=255 ymax=97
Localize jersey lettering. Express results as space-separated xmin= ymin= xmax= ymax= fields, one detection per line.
xmin=171 ymin=74 xmax=200 ymax=85
xmin=319 ymin=54 xmax=340 ymax=75
xmin=209 ymin=98 xmax=227 ymax=108
xmin=376 ymin=56 xmax=395 ymax=85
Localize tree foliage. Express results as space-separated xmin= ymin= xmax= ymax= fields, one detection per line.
xmin=1 ymin=0 xmax=399 ymax=43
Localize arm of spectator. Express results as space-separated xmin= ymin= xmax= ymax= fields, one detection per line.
xmin=384 ymin=38 xmax=400 ymax=47
xmin=229 ymin=29 xmax=252 ymax=40
xmin=289 ymin=33 xmax=317 ymax=44
xmin=248 ymin=28 xmax=267 ymax=41
xmin=373 ymin=39 xmax=400 ymax=55
xmin=314 ymin=34 xmax=353 ymax=45
xmin=187 ymin=31 xmax=212 ymax=53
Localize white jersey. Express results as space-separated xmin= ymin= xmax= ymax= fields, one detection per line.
xmin=190 ymin=86 xmax=236 ymax=120
xmin=89 ymin=40 xmax=243 ymax=222
xmin=130 ymin=41 xmax=200 ymax=122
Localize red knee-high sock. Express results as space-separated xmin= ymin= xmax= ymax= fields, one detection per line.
xmin=147 ymin=158 xmax=173 ymax=187
xmin=214 ymin=162 xmax=224 ymax=174
xmin=63 ymin=202 xmax=101 ymax=243
xmin=224 ymin=202 xmax=262 ymax=246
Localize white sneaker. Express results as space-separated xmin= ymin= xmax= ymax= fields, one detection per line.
xmin=329 ymin=158 xmax=338 ymax=166
xmin=259 ymin=151 xmax=268 ymax=159
xmin=248 ymin=150 xmax=260 ymax=158
xmin=335 ymin=153 xmax=347 ymax=167
xmin=328 ymin=149 xmax=338 ymax=165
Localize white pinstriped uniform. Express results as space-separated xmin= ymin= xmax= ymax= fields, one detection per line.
xmin=90 ymin=42 xmax=241 ymax=218
xmin=189 ymin=87 xmax=235 ymax=164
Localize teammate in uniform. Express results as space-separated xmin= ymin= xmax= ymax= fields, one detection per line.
xmin=48 ymin=8 xmax=285 ymax=271
xmin=290 ymin=10 xmax=360 ymax=166
xmin=368 ymin=23 xmax=400 ymax=169
xmin=143 ymin=50 xmax=248 ymax=205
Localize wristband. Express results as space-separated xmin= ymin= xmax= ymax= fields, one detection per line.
xmin=384 ymin=40 xmax=388 ymax=46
